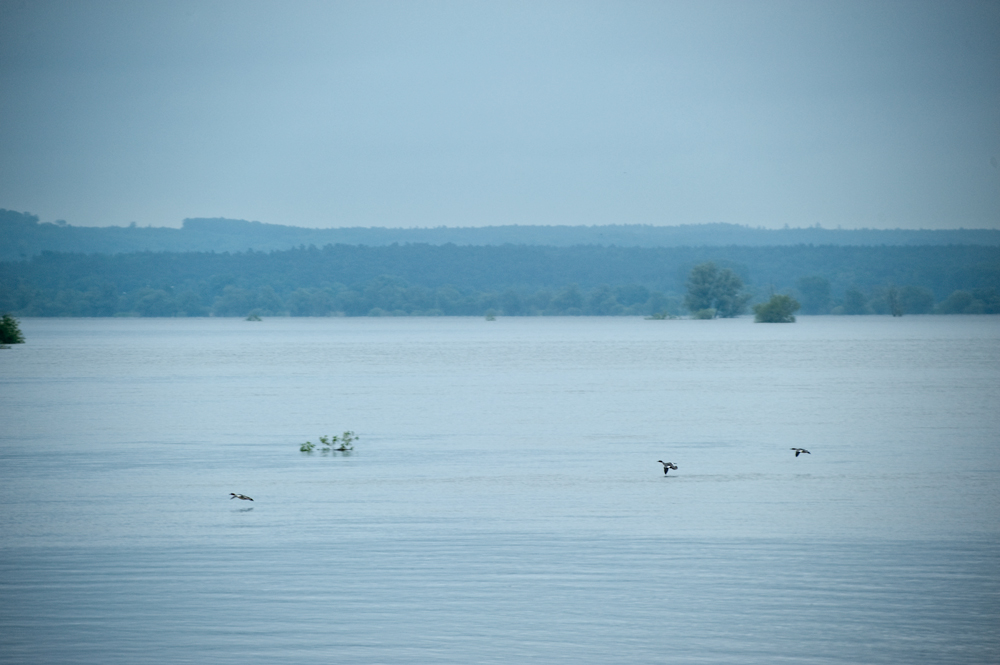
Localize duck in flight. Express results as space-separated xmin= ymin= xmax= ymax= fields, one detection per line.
xmin=658 ymin=461 xmax=678 ymax=475
xmin=230 ymin=493 xmax=254 ymax=501
xmin=790 ymin=448 xmax=811 ymax=457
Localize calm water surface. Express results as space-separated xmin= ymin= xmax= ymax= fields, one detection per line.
xmin=2 ymin=316 xmax=998 ymax=663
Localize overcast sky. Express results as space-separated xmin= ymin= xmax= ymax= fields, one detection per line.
xmin=1 ymin=0 xmax=998 ymax=229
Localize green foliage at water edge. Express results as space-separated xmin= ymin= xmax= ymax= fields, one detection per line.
xmin=0 ymin=313 xmax=25 ymax=343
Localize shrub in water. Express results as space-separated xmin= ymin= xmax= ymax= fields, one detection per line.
xmin=301 ymin=431 xmax=358 ymax=453
xmin=753 ymin=294 xmax=801 ymax=323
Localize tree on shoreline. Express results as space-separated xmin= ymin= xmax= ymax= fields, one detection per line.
xmin=0 ymin=314 xmax=25 ymax=343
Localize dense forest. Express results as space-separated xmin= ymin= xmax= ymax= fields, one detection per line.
xmin=4 ymin=208 xmax=1000 ymax=260
xmin=2 ymin=243 xmax=998 ymax=317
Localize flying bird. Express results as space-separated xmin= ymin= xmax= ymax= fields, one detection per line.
xmin=230 ymin=493 xmax=254 ymax=501
xmin=658 ymin=461 xmax=678 ymax=475
xmin=790 ymin=448 xmax=810 ymax=457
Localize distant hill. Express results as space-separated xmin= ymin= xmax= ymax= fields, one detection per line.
xmin=3 ymin=209 xmax=999 ymax=260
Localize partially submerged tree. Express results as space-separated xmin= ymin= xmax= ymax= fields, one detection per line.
xmin=684 ymin=263 xmax=750 ymax=318
xmin=753 ymin=294 xmax=801 ymax=323
xmin=885 ymin=286 xmax=903 ymax=317
xmin=0 ymin=314 xmax=25 ymax=344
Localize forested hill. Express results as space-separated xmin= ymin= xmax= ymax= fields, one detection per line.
xmin=3 ymin=209 xmax=1000 ymax=259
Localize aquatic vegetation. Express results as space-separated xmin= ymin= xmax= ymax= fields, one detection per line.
xmin=300 ymin=431 xmax=358 ymax=453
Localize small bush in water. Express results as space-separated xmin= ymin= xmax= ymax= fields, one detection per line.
xmin=753 ymin=294 xmax=801 ymax=323
xmin=300 ymin=431 xmax=358 ymax=453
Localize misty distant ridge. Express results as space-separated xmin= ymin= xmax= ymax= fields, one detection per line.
xmin=3 ymin=209 xmax=999 ymax=260
xmin=179 ymin=217 xmax=1000 ymax=249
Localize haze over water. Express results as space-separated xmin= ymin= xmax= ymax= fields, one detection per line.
xmin=2 ymin=316 xmax=998 ymax=663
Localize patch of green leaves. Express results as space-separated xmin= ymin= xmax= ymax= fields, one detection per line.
xmin=300 ymin=431 xmax=358 ymax=454
xmin=0 ymin=314 xmax=25 ymax=344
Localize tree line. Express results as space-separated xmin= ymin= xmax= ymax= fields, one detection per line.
xmin=1 ymin=243 xmax=998 ymax=317
xmin=2 ymin=274 xmax=681 ymax=318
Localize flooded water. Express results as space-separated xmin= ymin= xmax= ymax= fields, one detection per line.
xmin=2 ymin=316 xmax=998 ymax=664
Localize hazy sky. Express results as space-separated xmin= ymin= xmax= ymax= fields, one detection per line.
xmin=1 ymin=0 xmax=998 ymax=229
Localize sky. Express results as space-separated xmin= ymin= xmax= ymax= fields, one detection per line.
xmin=0 ymin=0 xmax=998 ymax=230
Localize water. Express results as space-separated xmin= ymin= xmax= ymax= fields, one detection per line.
xmin=2 ymin=316 xmax=998 ymax=664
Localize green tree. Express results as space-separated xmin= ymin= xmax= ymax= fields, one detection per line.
xmin=796 ymin=276 xmax=831 ymax=314
xmin=0 ymin=313 xmax=25 ymax=343
xmin=134 ymin=288 xmax=178 ymax=317
xmin=500 ymin=289 xmax=524 ymax=315
xmin=871 ymin=286 xmax=904 ymax=316
xmin=841 ymin=287 xmax=870 ymax=315
xmin=899 ymin=286 xmax=934 ymax=314
xmin=586 ymin=285 xmax=622 ymax=315
xmin=614 ymin=284 xmax=650 ymax=307
xmin=551 ymin=284 xmax=584 ymax=314
xmin=937 ymin=290 xmax=980 ymax=314
xmin=973 ymin=288 xmax=1000 ymax=314
xmin=753 ymin=294 xmax=801 ymax=323
xmin=644 ymin=291 xmax=676 ymax=317
xmin=886 ymin=286 xmax=903 ymax=317
xmin=684 ymin=262 xmax=750 ymax=318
